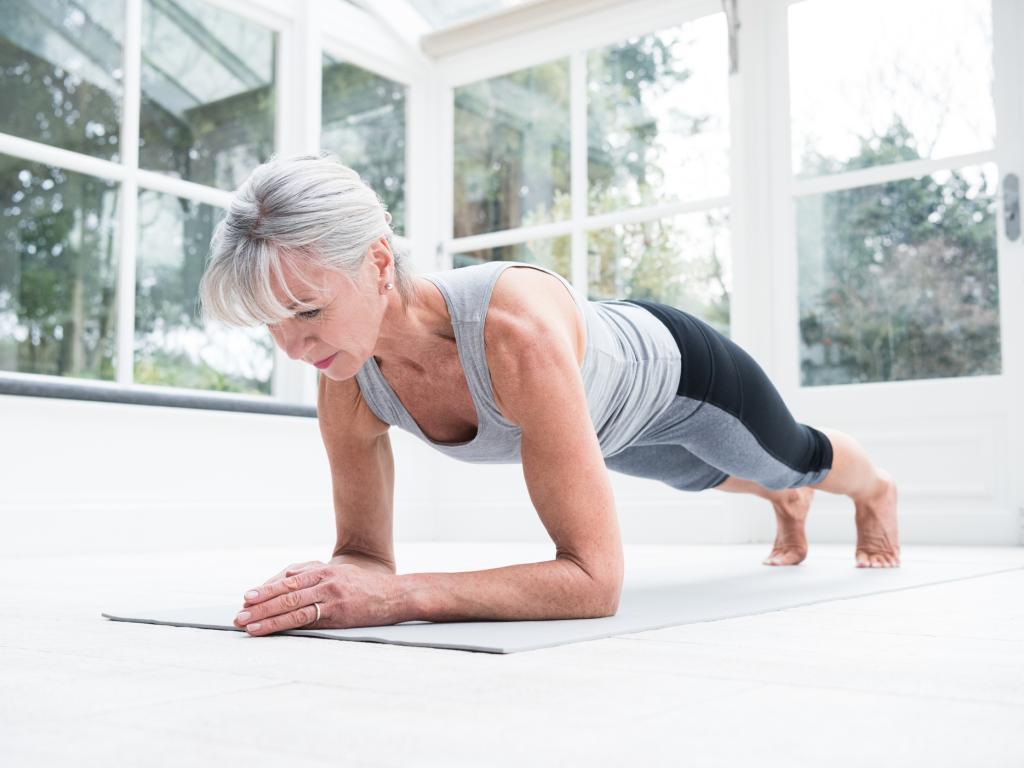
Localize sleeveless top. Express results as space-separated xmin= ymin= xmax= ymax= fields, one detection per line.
xmin=353 ymin=261 xmax=682 ymax=463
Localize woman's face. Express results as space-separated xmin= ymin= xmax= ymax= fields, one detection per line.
xmin=266 ymin=244 xmax=391 ymax=381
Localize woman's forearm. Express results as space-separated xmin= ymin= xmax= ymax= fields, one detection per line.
xmin=392 ymin=558 xmax=619 ymax=623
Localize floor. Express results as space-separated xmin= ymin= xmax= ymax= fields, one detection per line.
xmin=2 ymin=542 xmax=1023 ymax=767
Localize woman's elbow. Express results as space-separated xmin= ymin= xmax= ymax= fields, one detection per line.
xmin=587 ymin=573 xmax=622 ymax=618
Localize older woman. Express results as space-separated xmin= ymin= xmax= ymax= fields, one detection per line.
xmin=200 ymin=153 xmax=900 ymax=638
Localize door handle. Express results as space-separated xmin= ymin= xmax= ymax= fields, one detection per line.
xmin=1005 ymin=173 xmax=1020 ymax=241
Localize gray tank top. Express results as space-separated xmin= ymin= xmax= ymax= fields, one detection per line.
xmin=354 ymin=261 xmax=682 ymax=463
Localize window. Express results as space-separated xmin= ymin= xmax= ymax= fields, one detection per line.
xmin=139 ymin=0 xmax=277 ymax=191
xmin=321 ymin=54 xmax=408 ymax=236
xmin=790 ymin=0 xmax=1000 ymax=385
xmin=1 ymin=0 xmax=282 ymax=397
xmin=134 ymin=191 xmax=273 ymax=393
xmin=0 ymin=0 xmax=125 ymax=162
xmin=449 ymin=12 xmax=731 ymax=331
xmin=453 ymin=237 xmax=570 ymax=275
xmin=453 ymin=59 xmax=571 ymax=239
xmin=0 ymin=156 xmax=120 ymax=379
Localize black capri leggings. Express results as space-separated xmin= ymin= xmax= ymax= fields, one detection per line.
xmin=603 ymin=299 xmax=833 ymax=492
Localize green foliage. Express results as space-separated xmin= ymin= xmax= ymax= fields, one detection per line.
xmin=798 ymin=116 xmax=1000 ymax=385
xmin=134 ymin=347 xmax=270 ymax=395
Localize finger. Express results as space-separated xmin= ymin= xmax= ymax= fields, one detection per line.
xmin=235 ymin=582 xmax=324 ymax=632
xmin=242 ymin=568 xmax=324 ymax=607
xmin=255 ymin=561 xmax=323 ymax=594
xmin=285 ymin=561 xmax=326 ymax=576
xmin=245 ymin=602 xmax=320 ymax=637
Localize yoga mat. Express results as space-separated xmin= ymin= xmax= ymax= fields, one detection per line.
xmin=102 ymin=558 xmax=1023 ymax=653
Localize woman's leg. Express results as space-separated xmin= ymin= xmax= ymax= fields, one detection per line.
xmin=715 ymin=429 xmax=901 ymax=568
xmin=622 ymin=299 xmax=900 ymax=569
xmin=714 ymin=476 xmax=815 ymax=566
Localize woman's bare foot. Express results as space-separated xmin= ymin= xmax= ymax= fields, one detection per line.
xmin=854 ymin=469 xmax=901 ymax=568
xmin=763 ymin=486 xmax=815 ymax=566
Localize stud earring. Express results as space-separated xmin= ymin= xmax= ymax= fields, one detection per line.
xmin=385 ymin=282 xmax=394 ymax=290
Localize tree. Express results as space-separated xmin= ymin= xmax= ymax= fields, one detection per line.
xmin=797 ymin=116 xmax=1000 ymax=385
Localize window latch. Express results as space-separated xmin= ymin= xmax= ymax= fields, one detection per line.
xmin=1005 ymin=173 xmax=1020 ymax=241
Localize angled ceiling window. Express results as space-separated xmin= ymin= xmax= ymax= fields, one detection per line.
xmin=139 ymin=0 xmax=277 ymax=191
xmin=0 ymin=0 xmax=126 ymax=162
xmin=343 ymin=0 xmax=533 ymax=31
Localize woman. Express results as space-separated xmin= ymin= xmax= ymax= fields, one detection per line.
xmin=200 ymin=153 xmax=900 ymax=638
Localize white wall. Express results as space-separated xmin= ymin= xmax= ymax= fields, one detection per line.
xmin=0 ymin=394 xmax=440 ymax=557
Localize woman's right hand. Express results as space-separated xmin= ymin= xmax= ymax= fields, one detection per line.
xmin=260 ymin=560 xmax=329 ymax=586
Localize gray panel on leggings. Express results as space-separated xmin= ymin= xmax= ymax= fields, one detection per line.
xmin=606 ymin=396 xmax=830 ymax=491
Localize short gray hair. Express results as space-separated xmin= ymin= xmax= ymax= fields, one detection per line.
xmin=199 ymin=152 xmax=413 ymax=327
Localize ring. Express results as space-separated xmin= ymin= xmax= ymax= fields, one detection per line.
xmin=312 ymin=602 xmax=321 ymax=623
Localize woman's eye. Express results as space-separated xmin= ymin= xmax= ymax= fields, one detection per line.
xmin=296 ymin=308 xmax=321 ymax=320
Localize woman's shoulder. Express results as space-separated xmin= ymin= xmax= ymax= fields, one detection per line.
xmin=486 ymin=263 xmax=586 ymax=367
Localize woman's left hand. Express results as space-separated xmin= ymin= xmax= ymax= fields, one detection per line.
xmin=233 ymin=564 xmax=401 ymax=636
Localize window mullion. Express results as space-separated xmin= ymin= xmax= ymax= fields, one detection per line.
xmin=570 ymin=50 xmax=588 ymax=296
xmin=115 ymin=0 xmax=142 ymax=386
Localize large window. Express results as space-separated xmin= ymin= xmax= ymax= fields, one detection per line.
xmin=1 ymin=0 xmax=279 ymax=396
xmin=790 ymin=0 xmax=1000 ymax=386
xmin=449 ymin=12 xmax=731 ymax=331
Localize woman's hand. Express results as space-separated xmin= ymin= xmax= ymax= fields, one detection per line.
xmin=233 ymin=563 xmax=402 ymax=636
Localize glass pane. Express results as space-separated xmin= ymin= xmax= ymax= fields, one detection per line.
xmin=139 ymin=0 xmax=276 ymax=190
xmin=454 ymin=59 xmax=570 ymax=237
xmin=135 ymin=190 xmax=273 ymax=394
xmin=588 ymin=209 xmax=731 ymax=335
xmin=0 ymin=0 xmax=124 ymax=161
xmin=321 ymin=55 xmax=407 ymax=236
xmin=401 ymin=0 xmax=533 ymax=29
xmin=0 ymin=154 xmax=120 ymax=378
xmin=798 ymin=164 xmax=1000 ymax=386
xmin=452 ymin=236 xmax=571 ymax=279
xmin=588 ymin=13 xmax=729 ymax=214
xmin=789 ymin=0 xmax=994 ymax=178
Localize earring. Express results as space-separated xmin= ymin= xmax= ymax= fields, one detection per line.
xmin=385 ymin=282 xmax=394 ymax=290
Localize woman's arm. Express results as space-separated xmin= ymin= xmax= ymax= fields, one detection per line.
xmin=392 ymin=280 xmax=624 ymax=622
xmin=318 ymin=372 xmax=398 ymax=574
xmin=240 ymin=274 xmax=623 ymax=634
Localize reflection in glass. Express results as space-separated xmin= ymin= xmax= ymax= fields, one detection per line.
xmin=135 ymin=190 xmax=273 ymax=394
xmin=452 ymin=236 xmax=571 ymax=279
xmin=789 ymin=0 xmax=994 ymax=178
xmin=588 ymin=14 xmax=729 ymax=213
xmin=798 ymin=165 xmax=1000 ymax=386
xmin=0 ymin=154 xmax=120 ymax=378
xmin=0 ymin=0 xmax=125 ymax=161
xmin=588 ymin=209 xmax=731 ymax=335
xmin=322 ymin=55 xmax=407 ymax=236
xmin=139 ymin=0 xmax=276 ymax=190
xmin=454 ymin=60 xmax=570 ymax=237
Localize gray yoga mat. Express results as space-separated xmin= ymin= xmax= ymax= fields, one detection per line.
xmin=102 ymin=558 xmax=1023 ymax=653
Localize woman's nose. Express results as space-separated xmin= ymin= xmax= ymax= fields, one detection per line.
xmin=270 ymin=322 xmax=308 ymax=361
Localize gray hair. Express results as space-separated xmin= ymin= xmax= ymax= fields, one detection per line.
xmin=199 ymin=152 xmax=413 ymax=327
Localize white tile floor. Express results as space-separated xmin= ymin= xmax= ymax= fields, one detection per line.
xmin=2 ymin=542 xmax=1023 ymax=767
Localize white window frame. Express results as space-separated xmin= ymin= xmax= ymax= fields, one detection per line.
xmin=434 ymin=0 xmax=743 ymax=336
xmin=0 ymin=0 xmax=428 ymax=409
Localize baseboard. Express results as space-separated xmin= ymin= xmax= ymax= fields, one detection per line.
xmin=3 ymin=496 xmax=1019 ymax=558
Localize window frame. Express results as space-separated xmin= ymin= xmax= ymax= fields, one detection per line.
xmin=0 ymin=0 xmax=425 ymax=414
xmin=436 ymin=0 xmax=731 ymax=305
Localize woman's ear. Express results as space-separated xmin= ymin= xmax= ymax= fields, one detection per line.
xmin=367 ymin=236 xmax=393 ymax=277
